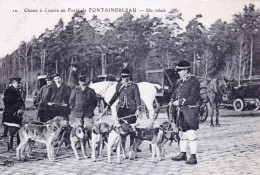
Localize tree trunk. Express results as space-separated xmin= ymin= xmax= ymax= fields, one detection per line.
xmin=31 ymin=53 xmax=33 ymax=94
xmin=68 ymin=58 xmax=74 ymax=84
xmin=13 ymin=54 xmax=16 ymax=76
xmin=205 ymin=47 xmax=208 ymax=79
xmin=90 ymin=58 xmax=93 ymax=79
xmin=101 ymin=51 xmax=105 ymax=75
xmin=249 ymin=36 xmax=253 ymax=78
xmin=25 ymin=43 xmax=28 ymax=93
xmin=238 ymin=33 xmax=244 ymax=87
xmin=55 ymin=59 xmax=58 ymax=73
xmin=43 ymin=49 xmax=46 ymax=74
xmin=193 ymin=50 xmax=196 ymax=75
xmin=167 ymin=49 xmax=169 ymax=69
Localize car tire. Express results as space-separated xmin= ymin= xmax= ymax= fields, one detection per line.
xmin=252 ymin=98 xmax=260 ymax=111
xmin=233 ymin=98 xmax=244 ymax=112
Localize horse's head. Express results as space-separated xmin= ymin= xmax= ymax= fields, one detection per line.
xmin=221 ymin=77 xmax=235 ymax=100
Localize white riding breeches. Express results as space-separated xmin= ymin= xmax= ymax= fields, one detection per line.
xmin=179 ymin=130 xmax=197 ymax=154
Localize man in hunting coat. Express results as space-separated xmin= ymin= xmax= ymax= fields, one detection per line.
xmin=2 ymin=78 xmax=24 ymax=150
xmin=69 ymin=74 xmax=97 ymax=127
xmin=36 ymin=75 xmax=54 ymax=122
xmin=109 ymin=68 xmax=141 ymax=124
xmin=108 ymin=68 xmax=142 ymax=152
xmin=170 ymin=60 xmax=200 ymax=165
xmin=47 ymin=73 xmax=71 ymax=121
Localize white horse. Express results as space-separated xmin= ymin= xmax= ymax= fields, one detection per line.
xmin=89 ymin=81 xmax=161 ymax=121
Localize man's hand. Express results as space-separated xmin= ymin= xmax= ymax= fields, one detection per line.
xmin=172 ymin=100 xmax=179 ymax=106
xmin=135 ymin=108 xmax=142 ymax=117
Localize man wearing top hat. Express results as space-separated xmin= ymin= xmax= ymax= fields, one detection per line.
xmin=68 ymin=63 xmax=79 ymax=88
xmin=169 ymin=60 xmax=200 ymax=165
xmin=2 ymin=78 xmax=24 ymax=150
xmin=36 ymin=74 xmax=54 ymax=122
xmin=69 ymin=74 xmax=97 ymax=127
xmin=47 ymin=73 xmax=71 ymax=121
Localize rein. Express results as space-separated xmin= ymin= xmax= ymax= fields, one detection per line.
xmin=96 ymin=81 xmax=114 ymax=97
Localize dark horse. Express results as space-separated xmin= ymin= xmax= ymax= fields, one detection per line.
xmin=200 ymin=77 xmax=235 ymax=126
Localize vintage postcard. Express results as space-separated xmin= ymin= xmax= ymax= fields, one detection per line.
xmin=0 ymin=0 xmax=260 ymax=174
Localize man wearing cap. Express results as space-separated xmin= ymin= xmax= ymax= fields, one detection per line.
xmin=123 ymin=59 xmax=133 ymax=81
xmin=36 ymin=75 xmax=54 ymax=122
xmin=108 ymin=68 xmax=142 ymax=153
xmin=69 ymin=74 xmax=97 ymax=127
xmin=2 ymin=78 xmax=24 ymax=150
xmin=47 ymin=73 xmax=71 ymax=121
xmin=170 ymin=60 xmax=200 ymax=165
xmin=68 ymin=63 xmax=79 ymax=88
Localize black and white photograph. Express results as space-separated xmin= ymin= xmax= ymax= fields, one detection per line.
xmin=0 ymin=0 xmax=260 ymax=174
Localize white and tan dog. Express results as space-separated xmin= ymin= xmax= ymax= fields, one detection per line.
xmin=16 ymin=116 xmax=69 ymax=162
xmin=70 ymin=126 xmax=89 ymax=159
xmin=91 ymin=122 xmax=110 ymax=162
xmin=107 ymin=122 xmax=134 ymax=164
xmin=129 ymin=121 xmax=178 ymax=162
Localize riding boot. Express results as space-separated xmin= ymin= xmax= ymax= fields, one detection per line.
xmin=186 ymin=154 xmax=197 ymax=164
xmin=171 ymin=152 xmax=187 ymax=161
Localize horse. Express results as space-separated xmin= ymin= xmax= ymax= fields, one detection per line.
xmin=200 ymin=77 xmax=235 ymax=126
xmin=89 ymin=81 xmax=161 ymax=122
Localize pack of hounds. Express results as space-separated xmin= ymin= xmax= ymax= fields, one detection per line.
xmin=14 ymin=113 xmax=179 ymax=164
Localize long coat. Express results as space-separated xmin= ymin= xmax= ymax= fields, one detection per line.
xmin=50 ymin=83 xmax=71 ymax=105
xmin=69 ymin=86 xmax=97 ymax=118
xmin=48 ymin=83 xmax=71 ymax=118
xmin=2 ymin=85 xmax=24 ymax=125
xmin=36 ymin=84 xmax=53 ymax=122
xmin=170 ymin=75 xmax=200 ymax=130
xmin=109 ymin=82 xmax=141 ymax=112
xmin=36 ymin=84 xmax=53 ymax=105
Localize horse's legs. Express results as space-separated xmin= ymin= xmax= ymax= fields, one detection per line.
xmin=216 ymin=102 xmax=220 ymax=126
xmin=210 ymin=102 xmax=214 ymax=126
xmin=142 ymin=96 xmax=156 ymax=126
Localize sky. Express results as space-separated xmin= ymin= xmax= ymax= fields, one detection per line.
xmin=0 ymin=0 xmax=260 ymax=58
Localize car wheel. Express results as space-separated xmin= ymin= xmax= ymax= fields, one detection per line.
xmin=233 ymin=98 xmax=244 ymax=112
xmin=252 ymin=98 xmax=260 ymax=111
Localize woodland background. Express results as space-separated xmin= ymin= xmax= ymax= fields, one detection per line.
xmin=0 ymin=3 xmax=260 ymax=94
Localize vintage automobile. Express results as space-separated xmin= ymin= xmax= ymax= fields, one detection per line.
xmin=233 ymin=80 xmax=260 ymax=112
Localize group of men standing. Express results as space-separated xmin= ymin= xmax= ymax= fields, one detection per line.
xmin=1 ymin=59 xmax=201 ymax=165
xmin=36 ymin=63 xmax=97 ymax=127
